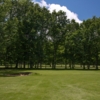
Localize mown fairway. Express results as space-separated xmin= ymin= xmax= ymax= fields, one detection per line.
xmin=0 ymin=70 xmax=100 ymax=100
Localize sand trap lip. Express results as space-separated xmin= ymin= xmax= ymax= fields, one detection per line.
xmin=5 ymin=72 xmax=32 ymax=77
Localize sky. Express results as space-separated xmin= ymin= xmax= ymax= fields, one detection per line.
xmin=33 ymin=0 xmax=100 ymax=23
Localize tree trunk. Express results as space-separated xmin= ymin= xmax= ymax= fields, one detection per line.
xmin=65 ymin=63 xmax=67 ymax=69
xmin=40 ymin=62 xmax=42 ymax=69
xmin=30 ymin=61 xmax=33 ymax=69
xmin=23 ymin=61 xmax=26 ymax=68
xmin=15 ymin=60 xmax=19 ymax=68
xmin=95 ymin=51 xmax=98 ymax=70
xmin=83 ymin=64 xmax=85 ymax=69
xmin=69 ymin=62 xmax=71 ymax=69
xmin=87 ymin=64 xmax=90 ymax=70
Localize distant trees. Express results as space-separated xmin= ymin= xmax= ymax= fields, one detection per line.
xmin=0 ymin=0 xmax=100 ymax=69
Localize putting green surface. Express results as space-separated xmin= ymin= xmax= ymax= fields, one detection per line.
xmin=0 ymin=70 xmax=100 ymax=100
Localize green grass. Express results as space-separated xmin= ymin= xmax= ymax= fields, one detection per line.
xmin=0 ymin=70 xmax=100 ymax=100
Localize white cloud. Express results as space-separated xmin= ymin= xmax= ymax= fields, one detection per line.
xmin=33 ymin=0 xmax=82 ymax=23
xmin=33 ymin=0 xmax=49 ymax=7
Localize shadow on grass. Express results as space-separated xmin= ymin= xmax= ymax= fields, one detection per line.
xmin=0 ymin=69 xmax=32 ymax=77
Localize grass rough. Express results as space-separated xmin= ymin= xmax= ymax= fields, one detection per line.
xmin=0 ymin=70 xmax=100 ymax=100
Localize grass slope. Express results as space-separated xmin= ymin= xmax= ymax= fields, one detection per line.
xmin=0 ymin=70 xmax=100 ymax=100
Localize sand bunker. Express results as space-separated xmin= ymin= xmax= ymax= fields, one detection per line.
xmin=5 ymin=72 xmax=32 ymax=77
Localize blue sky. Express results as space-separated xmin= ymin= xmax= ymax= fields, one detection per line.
xmin=45 ymin=0 xmax=100 ymax=20
xmin=33 ymin=0 xmax=100 ymax=23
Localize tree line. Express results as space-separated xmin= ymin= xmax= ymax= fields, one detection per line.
xmin=0 ymin=0 xmax=100 ymax=69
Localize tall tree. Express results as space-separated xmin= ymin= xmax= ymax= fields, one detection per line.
xmin=49 ymin=10 xmax=67 ymax=69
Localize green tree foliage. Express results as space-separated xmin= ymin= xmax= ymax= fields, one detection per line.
xmin=0 ymin=1 xmax=100 ymax=69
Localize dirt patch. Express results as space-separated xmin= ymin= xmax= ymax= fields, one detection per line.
xmin=5 ymin=72 xmax=32 ymax=77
